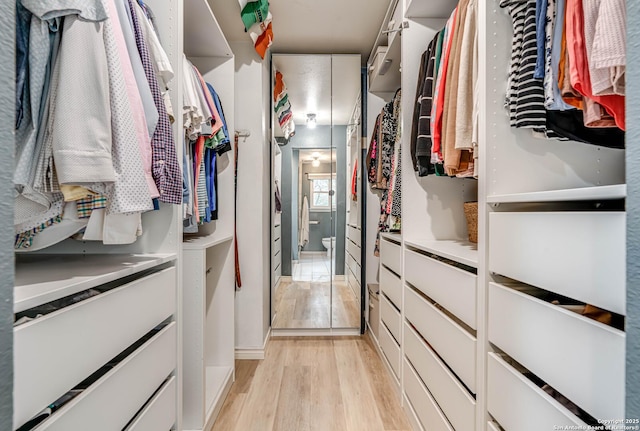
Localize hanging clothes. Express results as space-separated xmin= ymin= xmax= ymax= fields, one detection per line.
xmin=275 ymin=179 xmax=282 ymax=213
xmin=351 ymin=159 xmax=358 ymax=202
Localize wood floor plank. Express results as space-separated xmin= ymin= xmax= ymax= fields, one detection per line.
xmin=211 ymin=337 xmax=411 ymax=431
xmin=210 ymin=392 xmax=247 ymax=431
xmin=359 ymin=334 xmax=411 ymax=430
xmin=308 ymin=341 xmax=349 ymax=431
xmin=333 ymin=339 xmax=386 ymax=431
xmin=272 ymin=365 xmax=313 ymax=431
xmin=231 ymin=339 xmax=287 ymax=431
xmin=232 ymin=359 xmax=259 ymax=394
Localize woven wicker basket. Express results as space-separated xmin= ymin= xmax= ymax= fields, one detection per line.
xmin=463 ymin=202 xmax=478 ymax=244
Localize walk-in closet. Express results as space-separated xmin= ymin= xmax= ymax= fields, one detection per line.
xmin=2 ymin=0 xmax=639 ymax=430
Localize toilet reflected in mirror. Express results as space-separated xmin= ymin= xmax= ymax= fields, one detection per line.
xmin=271 ymin=54 xmax=362 ymax=331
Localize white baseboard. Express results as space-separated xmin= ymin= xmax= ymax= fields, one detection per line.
xmin=271 ymin=327 xmax=360 ymax=337
xmin=299 ymin=251 xmax=326 ymax=256
xmin=235 ymin=328 xmax=271 ymax=360
xmin=279 ymin=276 xmax=293 ymax=282
xmin=333 ymin=275 xmax=345 ymax=281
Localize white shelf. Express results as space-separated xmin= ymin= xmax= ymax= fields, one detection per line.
xmin=369 ymin=30 xmax=401 ymax=94
xmin=380 ymin=232 xmax=402 ymax=243
xmin=183 ymin=234 xmax=234 ymax=250
xmin=405 ymin=0 xmax=457 ymax=19
xmin=404 ymin=239 xmax=478 ymax=268
xmin=14 ymin=254 xmax=177 ymax=313
xmin=487 ymin=184 xmax=626 ymax=204
xmin=184 ymin=0 xmax=233 ymax=58
xmin=205 ymin=366 xmax=233 ymax=419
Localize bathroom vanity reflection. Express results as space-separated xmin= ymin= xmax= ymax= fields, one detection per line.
xmin=271 ymin=54 xmax=362 ymax=332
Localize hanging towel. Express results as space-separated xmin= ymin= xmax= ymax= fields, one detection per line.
xmin=299 ymin=196 xmax=309 ymax=248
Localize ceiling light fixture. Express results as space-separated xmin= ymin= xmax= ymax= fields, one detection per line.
xmin=312 ymin=159 xmax=320 ymax=167
xmin=306 ymin=113 xmax=317 ymax=129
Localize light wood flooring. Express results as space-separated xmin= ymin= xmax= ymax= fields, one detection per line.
xmin=272 ymin=280 xmax=361 ymax=329
xmin=212 ymin=335 xmax=411 ymax=431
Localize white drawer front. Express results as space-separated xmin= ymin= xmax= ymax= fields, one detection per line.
xmin=379 ymin=323 xmax=401 ymax=379
xmin=403 ymin=359 xmax=454 ymax=431
xmin=347 ymin=239 xmax=361 ymax=265
xmin=380 ymin=239 xmax=402 ymax=275
xmin=380 ymin=265 xmax=402 ymax=310
xmin=348 ymin=225 xmax=361 ymax=247
xmin=348 ymin=271 xmax=361 ymax=303
xmin=15 ymin=267 xmax=176 ymax=429
xmin=273 ymin=254 xmax=281 ymax=272
xmin=405 ymin=286 xmax=476 ymax=393
xmin=380 ymin=295 xmax=401 ymax=344
xmin=36 ymin=323 xmax=177 ymax=431
xmin=488 ymin=283 xmax=625 ymax=421
xmin=347 ymin=253 xmax=361 ymax=284
xmin=405 ymin=249 xmax=477 ymax=329
xmin=125 ymin=376 xmax=176 ymax=431
xmin=404 ymin=323 xmax=476 ymax=431
xmin=487 ymin=353 xmax=587 ymax=431
xmin=489 ymin=212 xmax=625 ymax=315
xmin=272 ymin=237 xmax=281 ymax=257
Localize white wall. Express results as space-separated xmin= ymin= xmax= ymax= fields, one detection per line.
xmin=0 ymin=0 xmax=14 ymax=424
xmin=627 ymin=0 xmax=640 ymax=418
xmin=233 ymin=42 xmax=271 ymax=351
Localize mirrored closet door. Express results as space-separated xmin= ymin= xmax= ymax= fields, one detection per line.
xmin=271 ymin=54 xmax=362 ymax=331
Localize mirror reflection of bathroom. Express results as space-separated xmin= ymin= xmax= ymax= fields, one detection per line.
xmin=271 ymin=54 xmax=361 ymax=331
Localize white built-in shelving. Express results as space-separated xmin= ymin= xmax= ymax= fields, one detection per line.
xmin=367 ymin=0 xmax=627 ymax=430
xmin=181 ymin=1 xmax=236 ymax=430
xmin=14 ymin=254 xmax=176 ymax=313
xmin=404 ymin=239 xmax=478 ymax=268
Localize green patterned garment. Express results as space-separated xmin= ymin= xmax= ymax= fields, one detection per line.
xmin=241 ymin=0 xmax=269 ymax=30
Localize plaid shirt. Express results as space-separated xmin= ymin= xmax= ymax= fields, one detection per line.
xmin=128 ymin=0 xmax=182 ymax=205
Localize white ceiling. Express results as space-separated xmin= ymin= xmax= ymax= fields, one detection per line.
xmin=299 ymin=149 xmax=335 ymax=163
xmin=209 ymin=0 xmax=389 ymax=129
xmin=209 ymin=0 xmax=391 ymax=60
xmin=273 ymin=54 xmax=360 ymax=126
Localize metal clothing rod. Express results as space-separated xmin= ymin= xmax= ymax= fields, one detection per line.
xmin=309 ymin=221 xmax=320 ymax=225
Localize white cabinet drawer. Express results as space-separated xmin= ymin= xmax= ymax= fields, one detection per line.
xmin=403 ymin=358 xmax=454 ymax=431
xmin=274 ymin=225 xmax=281 ymax=241
xmin=488 ymin=283 xmax=624 ymax=421
xmin=380 ymin=265 xmax=402 ymax=310
xmin=347 ymin=239 xmax=361 ymax=264
xmin=405 ymin=249 xmax=477 ymax=329
xmin=348 ymin=271 xmax=361 ymax=303
xmin=347 ymin=253 xmax=361 ymax=284
xmin=379 ymin=323 xmax=401 ymax=379
xmin=272 ymin=237 xmax=281 ymax=258
xmin=273 ymin=254 xmax=281 ymax=272
xmin=125 ymin=376 xmax=176 ymax=431
xmin=380 ymin=238 xmax=401 ymax=275
xmin=348 ymin=225 xmax=361 ymax=247
xmin=15 ymin=267 xmax=176 ymax=429
xmin=380 ymin=295 xmax=401 ymax=344
xmin=404 ymin=323 xmax=476 ymax=431
xmin=487 ymin=353 xmax=587 ymax=431
xmin=275 ymin=265 xmax=281 ymax=282
xmin=405 ymin=286 xmax=476 ymax=393
xmin=489 ymin=212 xmax=625 ymax=314
xmin=36 ymin=323 xmax=177 ymax=431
